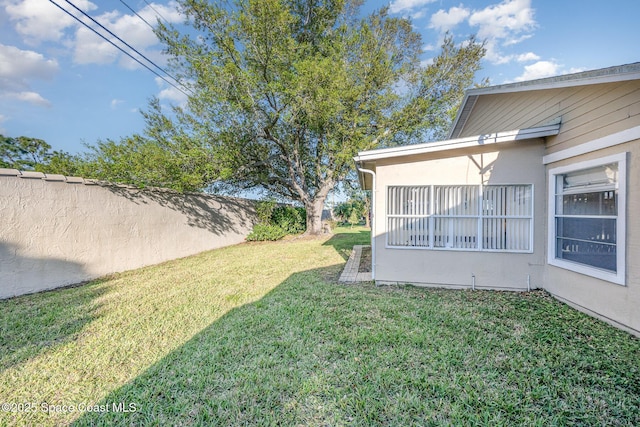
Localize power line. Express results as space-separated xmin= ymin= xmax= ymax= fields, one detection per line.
xmin=48 ymin=0 xmax=191 ymax=97
xmin=60 ymin=0 xmax=189 ymax=95
xmin=141 ymin=0 xmax=171 ymax=25
xmin=118 ymin=0 xmax=154 ymax=30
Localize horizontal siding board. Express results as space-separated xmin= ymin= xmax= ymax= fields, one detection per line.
xmin=548 ymin=85 xmax=640 ymax=151
xmin=463 ymin=85 xmax=612 ymax=136
xmin=458 ymin=81 xmax=640 ymax=155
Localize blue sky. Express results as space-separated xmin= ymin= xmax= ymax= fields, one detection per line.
xmin=1 ymin=0 xmax=638 ymax=154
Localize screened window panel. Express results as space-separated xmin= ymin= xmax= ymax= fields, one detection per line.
xmin=387 ymin=186 xmax=429 ymax=216
xmin=555 ymin=217 xmax=616 ymax=272
xmin=387 ymin=217 xmax=430 ymax=247
xmin=483 ymin=218 xmax=531 ymax=250
xmin=386 ymin=184 xmax=532 ymax=252
xmin=387 ymin=186 xmax=430 ymax=247
xmin=433 ymin=217 xmax=477 ymax=249
xmin=558 ymin=191 xmax=617 ymax=216
xmin=434 ymin=186 xmax=479 ymax=216
xmin=482 ymin=185 xmax=532 ymax=251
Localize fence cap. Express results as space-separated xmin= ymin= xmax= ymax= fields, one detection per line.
xmin=43 ymin=174 xmax=67 ymax=182
xmin=65 ymin=176 xmax=86 ymax=184
xmin=0 ymin=168 xmax=21 ymax=176
xmin=19 ymin=171 xmax=46 ymax=179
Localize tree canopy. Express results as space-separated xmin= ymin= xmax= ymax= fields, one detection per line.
xmin=0 ymin=135 xmax=80 ymax=175
xmin=85 ymin=0 xmax=486 ymax=233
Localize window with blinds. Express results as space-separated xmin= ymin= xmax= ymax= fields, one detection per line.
xmin=483 ymin=185 xmax=532 ymax=251
xmin=387 ymin=186 xmax=430 ymax=247
xmin=386 ymin=184 xmax=533 ymax=252
xmin=554 ymin=163 xmax=618 ymax=272
xmin=547 ymin=152 xmax=626 ymax=285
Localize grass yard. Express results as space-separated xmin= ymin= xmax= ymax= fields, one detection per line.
xmin=1 ymin=227 xmax=639 ymax=426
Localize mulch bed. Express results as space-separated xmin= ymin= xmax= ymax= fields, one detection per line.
xmin=358 ymin=246 xmax=372 ymax=273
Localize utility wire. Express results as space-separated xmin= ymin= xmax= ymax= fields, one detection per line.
xmin=60 ymin=0 xmax=189 ymax=95
xmin=118 ymin=0 xmax=154 ymax=30
xmin=141 ymin=0 xmax=171 ymax=25
xmin=48 ymin=0 xmax=191 ymax=97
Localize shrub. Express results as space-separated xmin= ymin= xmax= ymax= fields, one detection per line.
xmin=272 ymin=205 xmax=306 ymax=234
xmin=247 ymin=201 xmax=306 ymax=241
xmin=246 ymin=224 xmax=287 ymax=241
xmin=255 ymin=199 xmax=277 ymax=224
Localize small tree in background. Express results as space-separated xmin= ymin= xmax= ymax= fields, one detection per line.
xmin=333 ymin=189 xmax=370 ymax=227
xmin=348 ymin=208 xmax=360 ymax=228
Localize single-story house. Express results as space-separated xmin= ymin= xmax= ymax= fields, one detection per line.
xmin=354 ymin=63 xmax=640 ymax=337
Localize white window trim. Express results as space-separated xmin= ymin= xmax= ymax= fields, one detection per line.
xmin=385 ymin=184 xmax=534 ymax=253
xmin=547 ymin=152 xmax=627 ymax=285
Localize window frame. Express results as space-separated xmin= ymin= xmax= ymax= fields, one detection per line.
xmin=385 ymin=184 xmax=534 ymax=253
xmin=547 ymin=152 xmax=627 ymax=285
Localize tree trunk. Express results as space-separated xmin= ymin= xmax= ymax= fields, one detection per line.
xmin=305 ymin=196 xmax=327 ymax=235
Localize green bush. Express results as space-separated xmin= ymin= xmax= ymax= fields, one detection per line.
xmin=246 ymin=224 xmax=287 ymax=241
xmin=255 ymin=199 xmax=277 ymax=224
xmin=247 ymin=201 xmax=306 ymax=241
xmin=272 ymin=205 xmax=306 ymax=234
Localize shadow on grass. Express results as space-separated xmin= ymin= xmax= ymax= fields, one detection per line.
xmin=322 ymin=228 xmax=371 ymax=261
xmin=72 ymin=267 xmax=640 ymax=426
xmin=0 ymin=278 xmax=106 ymax=373
xmin=73 ymin=265 xmax=358 ymax=426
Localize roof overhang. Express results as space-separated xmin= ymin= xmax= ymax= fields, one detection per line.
xmin=354 ymin=122 xmax=560 ymax=190
xmin=449 ymin=62 xmax=640 ymax=139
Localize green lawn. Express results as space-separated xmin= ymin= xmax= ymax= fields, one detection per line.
xmin=1 ymin=226 xmax=638 ymax=426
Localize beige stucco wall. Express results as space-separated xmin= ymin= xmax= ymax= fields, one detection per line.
xmin=372 ymin=140 xmax=546 ymax=290
xmin=0 ymin=173 xmax=256 ymax=299
xmin=543 ymin=140 xmax=640 ymax=336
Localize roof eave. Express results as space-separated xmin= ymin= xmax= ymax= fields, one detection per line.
xmin=449 ymin=62 xmax=640 ymax=139
xmin=353 ymin=123 xmax=560 ymax=164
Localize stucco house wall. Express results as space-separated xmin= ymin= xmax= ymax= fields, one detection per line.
xmin=373 ymin=140 xmax=546 ymax=290
xmin=542 ymin=139 xmax=640 ymax=335
xmin=357 ymin=63 xmax=640 ymax=336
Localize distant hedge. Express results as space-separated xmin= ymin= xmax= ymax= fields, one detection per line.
xmin=246 ymin=200 xmax=306 ymax=241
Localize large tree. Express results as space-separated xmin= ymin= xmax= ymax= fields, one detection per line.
xmin=97 ymin=0 xmax=485 ymax=234
xmin=0 ymin=134 xmax=85 ymax=176
xmin=1 ymin=135 xmax=53 ymax=170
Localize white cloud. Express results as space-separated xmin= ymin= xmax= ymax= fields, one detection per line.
xmin=0 ymin=44 xmax=57 ymax=107
xmin=389 ymin=0 xmax=437 ymax=14
xmin=514 ymin=60 xmax=559 ymax=82
xmin=72 ymin=2 xmax=181 ymax=67
xmin=516 ymin=52 xmax=540 ymax=62
xmin=0 ymin=44 xmax=59 ymax=82
xmin=3 ymin=0 xmax=97 ymax=44
xmin=73 ymin=24 xmax=120 ymax=65
xmin=467 ymin=0 xmax=536 ymax=64
xmin=155 ymin=77 xmax=188 ymax=106
xmin=110 ymin=99 xmax=124 ymax=109
xmin=7 ymin=91 xmax=52 ymax=107
xmin=567 ymin=67 xmax=587 ymax=74
xmin=429 ymin=6 xmax=471 ymax=33
xmin=469 ymin=0 xmax=535 ymax=41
